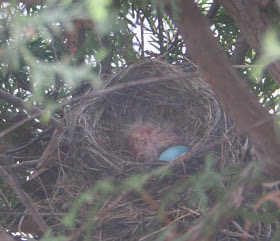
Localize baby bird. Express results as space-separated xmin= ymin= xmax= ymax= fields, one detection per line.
xmin=123 ymin=121 xmax=183 ymax=162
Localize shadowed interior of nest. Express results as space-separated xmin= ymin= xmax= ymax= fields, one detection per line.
xmin=29 ymin=59 xmax=250 ymax=240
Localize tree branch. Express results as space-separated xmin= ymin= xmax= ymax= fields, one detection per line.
xmin=206 ymin=0 xmax=220 ymax=22
xmin=0 ymin=157 xmax=49 ymax=234
xmin=167 ymin=0 xmax=280 ymax=177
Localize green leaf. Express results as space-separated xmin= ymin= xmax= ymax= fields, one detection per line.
xmin=87 ymin=0 xmax=112 ymax=22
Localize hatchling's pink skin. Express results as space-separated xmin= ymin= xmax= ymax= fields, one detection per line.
xmin=123 ymin=122 xmax=183 ymax=162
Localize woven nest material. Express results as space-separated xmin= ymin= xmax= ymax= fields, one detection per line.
xmin=26 ymin=58 xmax=251 ymax=240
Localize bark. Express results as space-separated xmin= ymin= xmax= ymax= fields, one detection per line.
xmin=167 ymin=0 xmax=280 ymax=176
xmin=218 ymin=0 xmax=280 ymax=87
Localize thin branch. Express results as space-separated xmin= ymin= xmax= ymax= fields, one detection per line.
xmin=7 ymin=127 xmax=54 ymax=154
xmin=47 ymin=27 xmax=59 ymax=63
xmin=100 ymin=35 xmax=113 ymax=75
xmin=105 ymin=34 xmax=116 ymax=76
xmin=233 ymin=65 xmax=258 ymax=68
xmin=4 ymin=159 xmax=40 ymax=171
xmin=0 ymin=88 xmax=62 ymax=130
xmin=158 ymin=8 xmax=164 ymax=54
xmin=0 ymin=157 xmax=49 ymax=234
xmin=140 ymin=15 xmax=145 ymax=57
xmin=0 ymin=211 xmax=65 ymax=217
xmin=60 ymin=72 xmax=199 ymax=108
xmin=219 ymin=228 xmax=254 ymax=239
xmin=0 ymin=189 xmax=11 ymax=210
xmin=0 ymin=113 xmax=41 ymax=139
xmin=47 ymin=26 xmax=63 ymax=101
xmin=12 ymin=155 xmax=40 ymax=161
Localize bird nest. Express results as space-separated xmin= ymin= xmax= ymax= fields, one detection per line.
xmin=21 ymin=58 xmax=251 ymax=240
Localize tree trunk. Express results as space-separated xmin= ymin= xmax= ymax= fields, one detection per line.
xmin=167 ymin=0 xmax=280 ymax=177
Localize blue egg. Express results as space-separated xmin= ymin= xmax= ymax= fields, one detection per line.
xmin=159 ymin=146 xmax=190 ymax=162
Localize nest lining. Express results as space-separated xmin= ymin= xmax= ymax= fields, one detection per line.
xmin=19 ymin=58 xmax=253 ymax=240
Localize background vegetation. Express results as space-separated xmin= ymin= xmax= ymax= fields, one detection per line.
xmin=1 ymin=0 xmax=280 ymax=240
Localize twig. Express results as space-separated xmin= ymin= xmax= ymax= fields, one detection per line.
xmin=140 ymin=15 xmax=145 ymax=57
xmin=0 ymin=162 xmax=49 ymax=234
xmin=0 ymin=88 xmax=62 ymax=130
xmin=12 ymin=155 xmax=40 ymax=161
xmin=233 ymin=65 xmax=258 ymax=68
xmin=0 ymin=211 xmax=65 ymax=217
xmin=4 ymin=159 xmax=40 ymax=171
xmin=160 ymin=35 xmax=184 ymax=58
xmin=6 ymin=127 xmax=54 ymax=154
xmin=158 ymin=8 xmax=164 ymax=55
xmin=0 ymin=189 xmax=11 ymax=210
xmin=219 ymin=229 xmax=254 ymax=239
xmin=0 ymin=113 xmax=41 ymax=139
xmin=48 ymin=27 xmax=59 ymax=63
xmin=60 ymin=72 xmax=198 ymax=108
